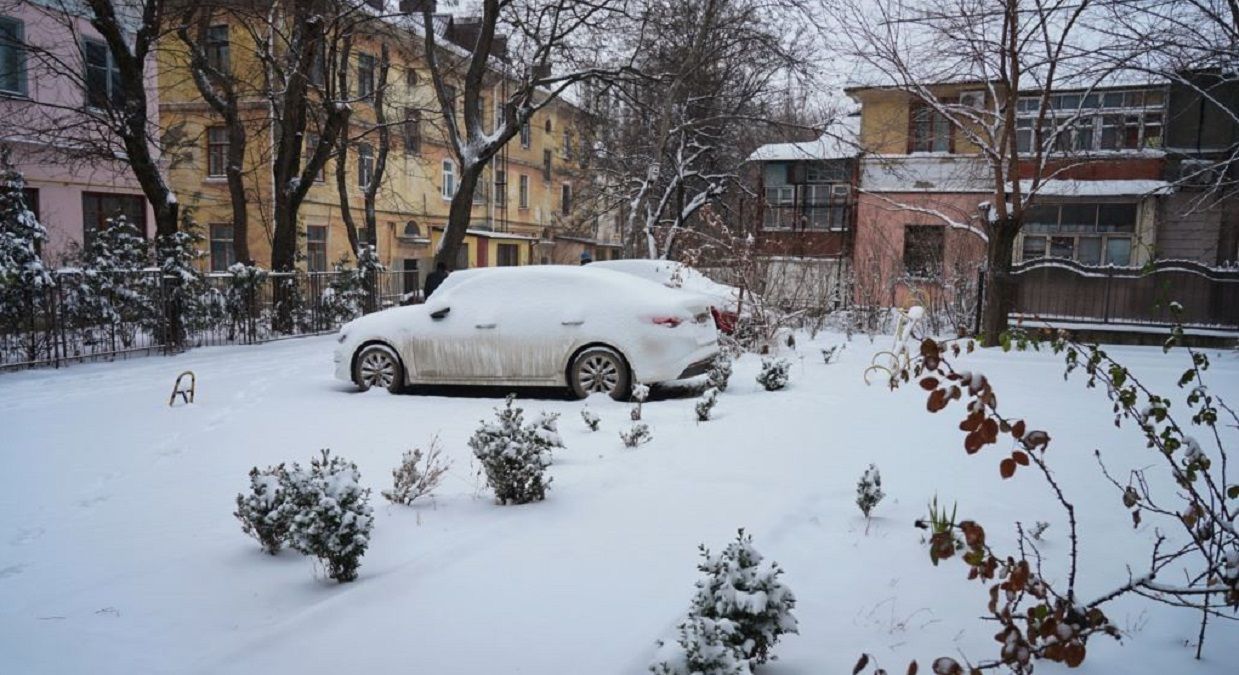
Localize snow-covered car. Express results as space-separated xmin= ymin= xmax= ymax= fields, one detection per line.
xmin=334 ymin=265 xmax=719 ymax=399
xmin=589 ymin=259 xmax=747 ymax=333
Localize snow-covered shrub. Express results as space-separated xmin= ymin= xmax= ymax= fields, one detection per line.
xmin=856 ymin=463 xmax=885 ymax=521
xmin=581 ymin=406 xmax=601 ymax=432
xmin=695 ymin=388 xmax=718 ymax=422
xmin=280 ymin=450 xmax=374 ymax=582
xmin=1029 ymin=521 xmax=1050 ymax=541
xmin=382 ymin=437 xmax=451 ymax=505
xmin=531 ymin=411 xmax=565 ymax=453
xmin=631 ymin=382 xmax=650 ymax=421
xmin=620 ymin=422 xmax=652 ymax=448
xmin=650 ymin=615 xmax=750 ymax=675
xmin=707 ymin=353 xmax=733 ymax=392
xmin=0 ymin=164 xmax=54 ymax=352
xmin=468 ymin=395 xmax=553 ymax=504
xmin=654 ymin=530 xmax=797 ymax=671
xmin=66 ymin=215 xmax=155 ymax=339
xmin=821 ymin=344 xmax=843 ymax=365
xmin=155 ymin=224 xmax=209 ymax=341
xmin=755 ymin=357 xmax=790 ymax=391
xmin=234 ymin=464 xmax=291 ymax=555
xmin=224 ymin=262 xmax=269 ymax=340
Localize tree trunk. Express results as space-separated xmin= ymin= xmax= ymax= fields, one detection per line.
xmin=980 ymin=219 xmax=1020 ymax=345
xmin=435 ymin=168 xmax=482 ymax=270
xmin=226 ymin=124 xmax=250 ymax=263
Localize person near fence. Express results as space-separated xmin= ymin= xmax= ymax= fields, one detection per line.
xmin=424 ymin=262 xmax=449 ymax=298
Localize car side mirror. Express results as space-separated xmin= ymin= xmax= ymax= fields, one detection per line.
xmin=430 ymin=306 xmax=450 ymax=320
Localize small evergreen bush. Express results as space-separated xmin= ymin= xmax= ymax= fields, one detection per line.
xmin=856 ymin=464 xmax=885 ymax=532
xmin=621 ymin=422 xmax=653 ymax=448
xmin=468 ymin=395 xmax=553 ymax=504
xmin=695 ymin=388 xmax=719 ymax=422
xmin=280 ymin=450 xmax=374 ymax=582
xmin=581 ymin=406 xmax=601 ymax=431
xmin=651 ymin=530 xmax=797 ymax=672
xmin=755 ymin=357 xmax=791 ymax=391
xmin=707 ymin=353 xmax=733 ymax=392
xmin=631 ymin=383 xmax=650 ymax=421
xmin=234 ymin=464 xmax=291 ymax=555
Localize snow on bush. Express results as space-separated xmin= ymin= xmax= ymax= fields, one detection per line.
xmin=280 ymin=450 xmax=374 ymax=582
xmin=382 ymin=437 xmax=451 ymax=505
xmin=651 ymin=530 xmax=797 ymax=673
xmin=650 ymin=615 xmax=750 ymax=675
xmin=468 ymin=395 xmax=553 ymax=505
xmin=621 ymin=422 xmax=653 ymax=448
xmin=695 ymin=388 xmax=719 ymax=422
xmin=531 ymin=410 xmax=565 ymax=453
xmin=856 ymin=464 xmax=885 ymax=531
xmin=707 ymin=353 xmax=733 ymax=392
xmin=631 ymin=382 xmax=651 ymax=421
xmin=820 ymin=344 xmax=843 ymax=365
xmin=755 ymin=357 xmax=791 ymax=391
xmin=581 ymin=406 xmax=601 ymax=432
xmin=234 ymin=464 xmax=291 ymax=555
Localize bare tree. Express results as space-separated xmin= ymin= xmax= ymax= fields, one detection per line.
xmin=412 ymin=0 xmax=634 ymax=270
xmin=595 ymin=0 xmax=816 ymax=260
xmin=821 ymin=0 xmax=1114 ymax=344
xmin=334 ymin=40 xmax=392 ymax=258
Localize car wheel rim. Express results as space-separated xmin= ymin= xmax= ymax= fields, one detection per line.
xmin=360 ymin=351 xmax=395 ymax=388
xmin=579 ymin=354 xmax=620 ymax=393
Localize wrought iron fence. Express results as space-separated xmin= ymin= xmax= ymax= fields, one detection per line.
xmin=0 ymin=269 xmax=417 ymax=371
xmin=1008 ymin=258 xmax=1239 ymax=331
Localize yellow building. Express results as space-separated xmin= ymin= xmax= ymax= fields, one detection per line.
xmin=158 ymin=13 xmax=618 ymax=296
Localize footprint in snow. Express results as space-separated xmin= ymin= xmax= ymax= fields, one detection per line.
xmin=0 ymin=564 xmax=26 ymax=579
xmin=9 ymin=527 xmax=45 ymax=546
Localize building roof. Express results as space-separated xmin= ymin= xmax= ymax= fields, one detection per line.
xmin=747 ymin=116 xmax=860 ymax=162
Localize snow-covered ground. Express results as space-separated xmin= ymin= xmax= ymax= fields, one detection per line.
xmin=1 ymin=333 xmax=1236 ymax=674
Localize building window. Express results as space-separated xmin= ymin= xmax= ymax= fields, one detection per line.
xmin=401 ymin=258 xmax=419 ymax=294
xmin=763 ymin=183 xmax=850 ymax=232
xmin=903 ymin=225 xmax=944 ymax=278
xmin=0 ymin=16 xmax=28 ymax=96
xmin=209 ymin=223 xmax=235 ymax=272
xmin=402 ymin=107 xmax=421 ymax=155
xmin=1015 ymin=88 xmax=1165 ymax=153
xmin=494 ymin=98 xmax=505 ymax=131
xmin=544 ymin=118 xmax=552 ymax=133
xmin=495 ymin=169 xmax=507 ymax=207
xmin=497 ymin=243 xmax=519 ymax=267
xmin=205 ymin=25 xmax=230 ymax=74
xmin=1020 ymin=202 xmax=1137 ymax=266
xmin=402 ymin=221 xmax=421 ymax=238
xmin=562 ymin=130 xmax=572 ymax=159
xmin=358 ymin=143 xmax=374 ymax=188
xmin=82 ymin=192 xmax=146 ymax=248
xmin=306 ymin=225 xmax=327 ymax=272
xmin=520 ymin=121 xmax=531 ymax=148
xmin=206 ymin=127 xmax=229 ymax=177
xmin=84 ymin=38 xmax=122 ymax=108
xmin=405 ymin=67 xmax=417 ymax=88
xmin=560 ymin=183 xmax=572 ymax=215
xmin=518 ymin=174 xmax=529 ymax=208
xmin=542 ymin=149 xmax=552 ymax=182
xmin=908 ymin=103 xmax=952 ymax=153
xmin=357 ymin=53 xmax=376 ymax=101
xmin=441 ymin=159 xmax=456 ymax=198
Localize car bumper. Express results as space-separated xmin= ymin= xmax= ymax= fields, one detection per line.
xmin=677 ymin=355 xmax=716 ymax=379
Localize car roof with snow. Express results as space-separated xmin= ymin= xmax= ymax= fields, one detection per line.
xmin=430 ymin=264 xmax=710 ymax=306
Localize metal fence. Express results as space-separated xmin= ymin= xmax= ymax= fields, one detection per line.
xmin=1009 ymin=258 xmax=1239 ymax=331
xmin=0 ymin=269 xmax=416 ymax=371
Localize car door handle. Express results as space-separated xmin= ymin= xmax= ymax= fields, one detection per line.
xmin=475 ymin=323 xmax=497 ymax=329
xmin=561 ymin=320 xmax=584 ymax=326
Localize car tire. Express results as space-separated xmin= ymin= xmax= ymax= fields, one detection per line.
xmin=353 ymin=344 xmax=404 ymax=394
xmin=569 ymin=347 xmax=631 ymax=401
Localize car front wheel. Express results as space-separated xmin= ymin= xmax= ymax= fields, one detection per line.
xmin=354 ymin=344 xmax=404 ymax=394
xmin=569 ymin=347 xmax=631 ymax=401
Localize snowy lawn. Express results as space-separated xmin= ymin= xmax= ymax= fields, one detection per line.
xmin=1 ymin=333 xmax=1237 ymax=674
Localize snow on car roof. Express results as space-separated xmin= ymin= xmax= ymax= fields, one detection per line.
xmin=432 ymin=264 xmax=710 ymax=306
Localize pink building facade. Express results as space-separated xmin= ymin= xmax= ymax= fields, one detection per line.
xmin=0 ymin=1 xmax=155 ymax=261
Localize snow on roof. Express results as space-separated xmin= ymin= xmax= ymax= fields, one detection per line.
xmin=1026 ymin=179 xmax=1174 ymax=197
xmin=747 ymin=116 xmax=860 ymax=163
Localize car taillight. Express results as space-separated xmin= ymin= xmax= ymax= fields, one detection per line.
xmin=651 ymin=316 xmax=684 ymax=328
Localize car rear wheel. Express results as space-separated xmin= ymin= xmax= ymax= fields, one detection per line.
xmin=354 ymin=344 xmax=404 ymax=394
xmin=569 ymin=347 xmax=631 ymax=401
